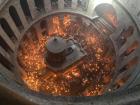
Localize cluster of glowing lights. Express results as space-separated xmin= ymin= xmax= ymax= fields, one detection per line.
xmin=18 ymin=14 xmax=116 ymax=96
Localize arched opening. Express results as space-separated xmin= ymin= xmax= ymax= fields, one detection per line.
xmin=0 ymin=18 xmax=17 ymax=43
xmin=77 ymin=0 xmax=89 ymax=10
xmin=0 ymin=35 xmax=13 ymax=53
xmin=34 ymin=0 xmax=45 ymax=12
xmin=9 ymin=6 xmax=24 ymax=31
xmin=119 ymin=57 xmax=139 ymax=74
xmin=51 ymin=0 xmax=58 ymax=9
xmin=113 ymin=75 xmax=130 ymax=89
xmin=114 ymin=57 xmax=139 ymax=89
xmin=20 ymin=0 xmax=32 ymax=22
xmin=122 ymin=26 xmax=134 ymax=38
xmin=121 ymin=41 xmax=139 ymax=57
xmin=64 ymin=0 xmax=72 ymax=8
xmin=117 ymin=26 xmax=135 ymax=48
xmin=0 ymin=53 xmax=14 ymax=72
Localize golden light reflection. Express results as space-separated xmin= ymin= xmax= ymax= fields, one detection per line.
xmin=18 ymin=14 xmax=116 ymax=96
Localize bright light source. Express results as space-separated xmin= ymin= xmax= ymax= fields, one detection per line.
xmin=94 ymin=0 xmax=113 ymax=7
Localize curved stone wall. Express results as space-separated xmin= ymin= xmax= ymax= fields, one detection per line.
xmin=0 ymin=0 xmax=140 ymax=105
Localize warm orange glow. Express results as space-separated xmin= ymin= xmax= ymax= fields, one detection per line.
xmin=63 ymin=15 xmax=71 ymax=28
xmin=86 ymin=35 xmax=97 ymax=45
xmin=18 ymin=14 xmax=116 ymax=96
xmin=48 ymin=16 xmax=66 ymax=36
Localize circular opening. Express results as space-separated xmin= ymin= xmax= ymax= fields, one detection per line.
xmin=17 ymin=13 xmax=116 ymax=96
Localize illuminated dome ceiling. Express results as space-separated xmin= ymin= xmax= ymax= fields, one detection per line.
xmin=17 ymin=13 xmax=116 ymax=96
xmin=0 ymin=0 xmax=140 ymax=105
